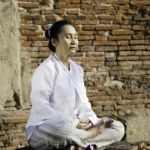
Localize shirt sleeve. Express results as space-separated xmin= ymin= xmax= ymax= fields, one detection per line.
xmin=29 ymin=64 xmax=73 ymax=127
xmin=76 ymin=67 xmax=99 ymax=126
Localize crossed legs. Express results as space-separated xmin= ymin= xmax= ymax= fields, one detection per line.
xmin=28 ymin=118 xmax=125 ymax=150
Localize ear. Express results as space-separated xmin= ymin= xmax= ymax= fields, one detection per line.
xmin=51 ymin=38 xmax=58 ymax=48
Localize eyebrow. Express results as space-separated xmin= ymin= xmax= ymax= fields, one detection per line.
xmin=65 ymin=33 xmax=78 ymax=36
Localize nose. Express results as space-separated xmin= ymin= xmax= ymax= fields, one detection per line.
xmin=71 ymin=37 xmax=77 ymax=45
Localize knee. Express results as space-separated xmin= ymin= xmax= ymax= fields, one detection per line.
xmin=112 ymin=120 xmax=125 ymax=141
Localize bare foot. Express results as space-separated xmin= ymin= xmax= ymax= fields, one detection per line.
xmin=66 ymin=145 xmax=84 ymax=150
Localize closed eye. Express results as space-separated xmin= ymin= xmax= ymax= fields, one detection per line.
xmin=66 ymin=34 xmax=78 ymax=39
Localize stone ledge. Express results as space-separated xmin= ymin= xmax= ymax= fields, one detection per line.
xmin=0 ymin=110 xmax=28 ymax=124
xmin=14 ymin=141 xmax=150 ymax=150
xmin=104 ymin=141 xmax=138 ymax=150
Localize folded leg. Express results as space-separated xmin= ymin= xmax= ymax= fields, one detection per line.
xmin=85 ymin=119 xmax=125 ymax=149
xmin=29 ymin=119 xmax=88 ymax=149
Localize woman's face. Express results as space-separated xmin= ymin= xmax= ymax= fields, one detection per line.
xmin=53 ymin=25 xmax=78 ymax=55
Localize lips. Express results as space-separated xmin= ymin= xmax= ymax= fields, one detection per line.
xmin=69 ymin=47 xmax=76 ymax=48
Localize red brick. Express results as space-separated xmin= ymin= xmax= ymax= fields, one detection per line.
xmin=132 ymin=35 xmax=144 ymax=40
xmin=54 ymin=2 xmax=68 ymax=8
xmin=86 ymin=52 xmax=104 ymax=57
xmin=130 ymin=40 xmax=149 ymax=45
xmin=96 ymin=25 xmax=112 ymax=30
xmin=79 ymin=41 xmax=92 ymax=46
xmin=27 ymin=36 xmax=46 ymax=41
xmin=18 ymin=2 xmax=39 ymax=8
xmin=92 ymin=100 xmax=115 ymax=106
xmin=109 ymin=35 xmax=131 ymax=40
xmin=82 ymin=0 xmax=93 ymax=3
xmin=119 ymin=46 xmax=130 ymax=50
xmin=130 ymin=0 xmax=150 ymax=5
xmin=21 ymin=30 xmax=43 ymax=36
xmin=118 ymin=56 xmax=139 ymax=61
xmin=122 ymin=70 xmax=145 ymax=76
xmin=21 ymin=25 xmax=39 ymax=30
xmin=93 ymin=41 xmax=117 ymax=46
xmin=112 ymin=29 xmax=133 ymax=35
xmin=70 ymin=0 xmax=81 ymax=3
xmin=66 ymin=9 xmax=80 ymax=15
xmin=117 ymin=41 xmax=129 ymax=45
xmin=142 ymin=51 xmax=150 ymax=55
xmin=40 ymin=10 xmax=54 ymax=15
xmin=95 ymin=46 xmax=118 ymax=51
xmin=119 ymin=51 xmax=142 ymax=56
xmin=21 ymin=14 xmax=43 ymax=21
xmin=93 ymin=106 xmax=102 ymax=112
xmin=143 ymin=61 xmax=150 ymax=65
xmin=95 ymin=35 xmax=107 ymax=41
xmin=98 ymin=14 xmax=115 ymax=20
xmin=67 ymin=3 xmax=81 ymax=8
xmin=132 ymin=25 xmax=145 ymax=30
xmin=3 ymin=116 xmax=28 ymax=124
xmin=94 ymin=0 xmax=118 ymax=4
xmin=21 ymin=41 xmax=32 ymax=47
xmin=118 ymin=61 xmax=142 ymax=66
xmin=82 ymin=25 xmax=96 ymax=30
xmin=103 ymin=105 xmax=114 ymax=111
xmin=79 ymin=31 xmax=96 ymax=35
xmin=91 ymin=96 xmax=110 ymax=101
xmin=82 ymin=61 xmax=104 ymax=67
xmin=79 ymin=35 xmax=94 ymax=40
xmin=131 ymin=45 xmax=149 ymax=50
xmin=80 ymin=46 xmax=94 ymax=52
xmin=75 ymin=19 xmax=97 ymax=25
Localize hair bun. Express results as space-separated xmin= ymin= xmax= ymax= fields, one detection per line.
xmin=45 ymin=29 xmax=51 ymax=39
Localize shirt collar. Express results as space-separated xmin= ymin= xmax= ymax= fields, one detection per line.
xmin=52 ymin=53 xmax=72 ymax=72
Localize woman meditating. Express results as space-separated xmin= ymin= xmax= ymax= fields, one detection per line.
xmin=25 ymin=20 xmax=125 ymax=150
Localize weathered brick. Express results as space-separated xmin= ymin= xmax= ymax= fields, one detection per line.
xmin=93 ymin=41 xmax=117 ymax=46
xmin=18 ymin=2 xmax=39 ymax=8
xmin=132 ymin=25 xmax=145 ymax=30
xmin=21 ymin=14 xmax=44 ymax=21
xmin=79 ymin=35 xmax=95 ymax=40
xmin=79 ymin=41 xmax=92 ymax=46
xmin=109 ymin=35 xmax=131 ymax=40
xmin=21 ymin=25 xmax=39 ymax=30
xmin=118 ymin=61 xmax=142 ymax=66
xmin=70 ymin=0 xmax=81 ymax=3
xmin=118 ymin=56 xmax=139 ymax=61
xmin=80 ymin=46 xmax=94 ymax=52
xmin=3 ymin=116 xmax=28 ymax=124
xmin=21 ymin=30 xmax=43 ymax=36
xmin=95 ymin=46 xmax=118 ymax=51
xmin=131 ymin=45 xmax=149 ymax=50
xmin=66 ymin=9 xmax=80 ymax=15
xmin=82 ymin=0 xmax=93 ymax=3
xmin=117 ymin=41 xmax=129 ymax=45
xmin=96 ymin=25 xmax=112 ymax=30
xmin=103 ymin=105 xmax=114 ymax=111
xmin=112 ymin=29 xmax=133 ymax=35
xmin=119 ymin=51 xmax=142 ymax=56
xmin=31 ymin=41 xmax=48 ymax=47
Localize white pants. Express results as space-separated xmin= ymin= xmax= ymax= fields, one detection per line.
xmin=29 ymin=118 xmax=125 ymax=150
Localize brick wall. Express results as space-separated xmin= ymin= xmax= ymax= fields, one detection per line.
xmin=0 ymin=111 xmax=28 ymax=149
xmin=19 ymin=0 xmax=150 ymax=116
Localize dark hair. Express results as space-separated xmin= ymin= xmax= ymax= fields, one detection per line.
xmin=45 ymin=20 xmax=74 ymax=52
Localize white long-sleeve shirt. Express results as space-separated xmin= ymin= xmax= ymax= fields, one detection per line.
xmin=25 ymin=54 xmax=99 ymax=140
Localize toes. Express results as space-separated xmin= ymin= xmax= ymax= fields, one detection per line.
xmin=68 ymin=145 xmax=75 ymax=150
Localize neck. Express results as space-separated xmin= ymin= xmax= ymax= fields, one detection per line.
xmin=54 ymin=51 xmax=70 ymax=70
xmin=56 ymin=50 xmax=69 ymax=64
